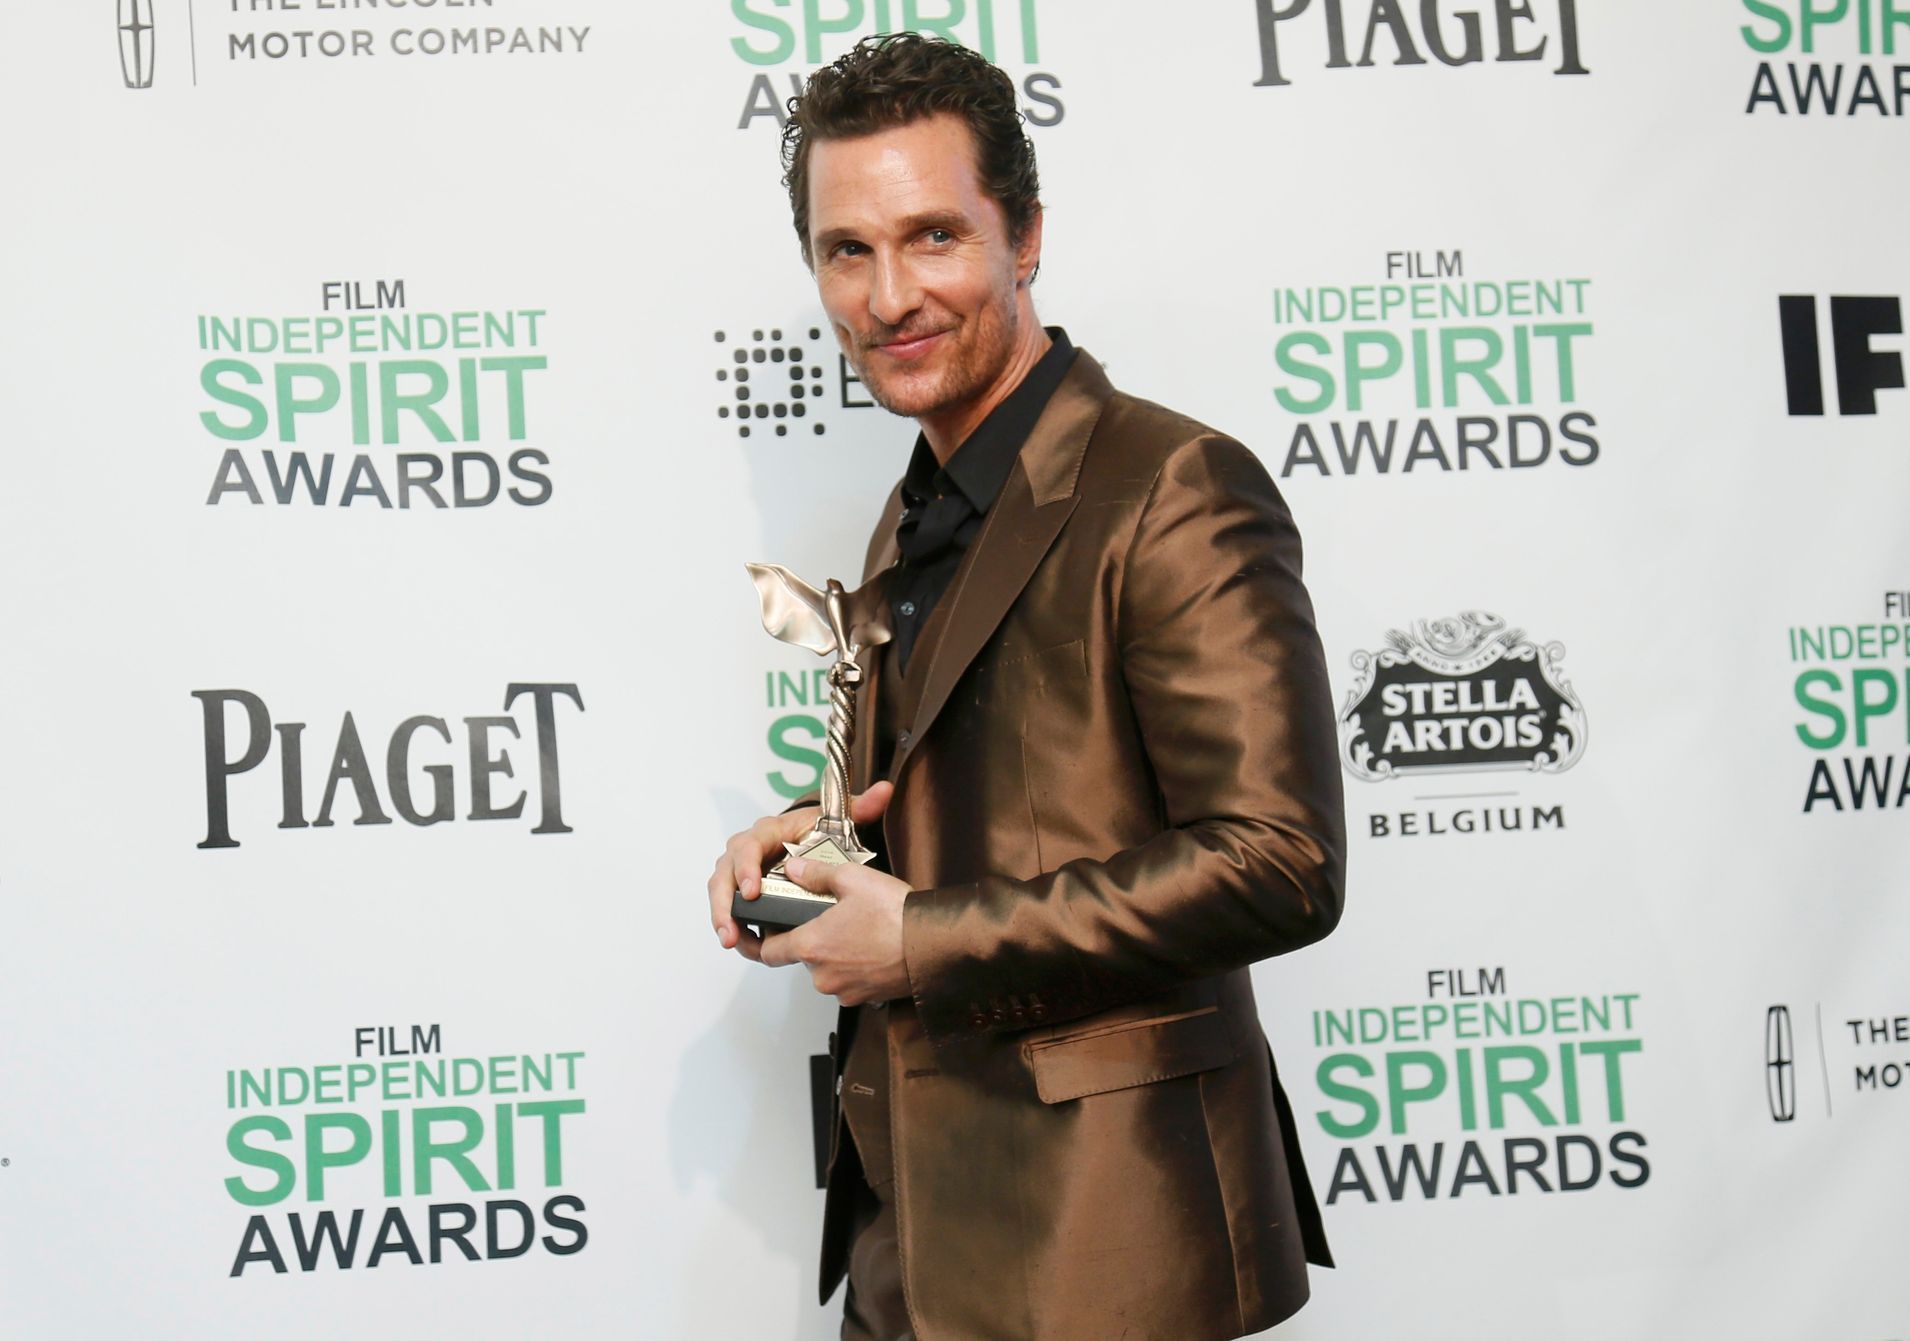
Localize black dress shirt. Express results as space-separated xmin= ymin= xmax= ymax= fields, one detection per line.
xmin=888 ymin=328 xmax=1078 ymax=678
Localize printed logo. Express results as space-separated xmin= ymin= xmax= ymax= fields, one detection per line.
xmin=763 ymin=662 xmax=845 ymax=803
xmin=192 ymin=683 xmax=585 ymax=849
xmin=226 ymin=1025 xmax=589 ymax=1276
xmin=1340 ymin=611 xmax=1586 ymax=780
xmin=200 ymin=281 xmax=556 ymax=510
xmin=1845 ymin=1012 xmax=1910 ymax=1099
xmin=1274 ymin=251 xmax=1601 ymax=478
xmin=121 ymin=1 xmax=592 ymax=90
xmin=227 ymin=19 xmax=592 ymax=64
xmin=1742 ymin=2 xmax=1910 ymax=117
xmin=1251 ymin=0 xmax=1589 ymax=87
xmin=713 ymin=326 xmax=875 ymax=441
xmin=1789 ymin=591 xmax=1910 ymax=813
xmin=1766 ymin=1004 xmax=1797 ymax=1122
xmin=1778 ymin=295 xmax=1905 ymax=416
xmin=731 ymin=1 xmax=1064 ymax=130
xmin=118 ymin=0 xmax=156 ymax=88
xmin=1762 ymin=1001 xmax=1910 ymax=1121
xmin=1341 ymin=611 xmax=1582 ymax=840
xmin=1312 ymin=968 xmax=1648 ymax=1205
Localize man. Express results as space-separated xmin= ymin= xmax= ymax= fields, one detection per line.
xmin=707 ymin=33 xmax=1345 ymax=1341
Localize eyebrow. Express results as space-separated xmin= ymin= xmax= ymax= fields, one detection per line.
xmin=813 ymin=209 xmax=975 ymax=254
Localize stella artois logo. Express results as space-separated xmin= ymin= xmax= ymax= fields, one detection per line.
xmin=1339 ymin=611 xmax=1586 ymax=781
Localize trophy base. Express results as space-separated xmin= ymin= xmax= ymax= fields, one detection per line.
xmin=731 ymin=876 xmax=837 ymax=933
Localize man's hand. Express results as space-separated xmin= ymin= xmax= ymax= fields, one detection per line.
xmin=759 ymin=856 xmax=913 ymax=1006
xmin=707 ymin=780 xmax=894 ymax=960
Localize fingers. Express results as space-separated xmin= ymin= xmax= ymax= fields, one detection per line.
xmin=849 ymin=780 xmax=894 ymax=825
xmin=729 ymin=827 xmax=767 ymax=904
xmin=710 ymin=803 xmax=852 ymax=957
xmin=707 ymin=855 xmax=741 ymax=948
xmin=734 ymin=808 xmax=821 ymax=902
xmin=784 ymin=856 xmax=895 ymax=905
xmin=711 ymin=870 xmax=766 ymax=959
xmin=734 ymin=924 xmax=765 ymax=962
xmin=758 ymin=924 xmax=811 ymax=970
xmin=712 ymin=812 xmax=800 ymax=948
xmin=781 ymin=855 xmax=841 ymax=899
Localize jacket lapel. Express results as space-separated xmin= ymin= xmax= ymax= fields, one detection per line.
xmin=862 ymin=483 xmax=905 ymax=581
xmin=851 ymin=484 xmax=907 ymax=788
xmin=890 ymin=354 xmax=1113 ymax=784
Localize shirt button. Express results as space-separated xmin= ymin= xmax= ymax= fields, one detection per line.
xmin=898 ymin=600 xmax=917 ymax=618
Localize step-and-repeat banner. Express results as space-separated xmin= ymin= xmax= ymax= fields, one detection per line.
xmin=1 ymin=3 xmax=1906 ymax=1338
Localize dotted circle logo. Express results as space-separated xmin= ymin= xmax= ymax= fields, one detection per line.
xmin=715 ymin=328 xmax=828 ymax=439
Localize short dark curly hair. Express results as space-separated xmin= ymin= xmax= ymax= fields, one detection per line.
xmin=781 ymin=33 xmax=1041 ymax=266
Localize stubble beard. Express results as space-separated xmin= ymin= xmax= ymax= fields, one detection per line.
xmin=845 ymin=290 xmax=1019 ymax=425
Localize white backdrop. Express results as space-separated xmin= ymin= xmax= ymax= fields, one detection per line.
xmin=2 ymin=2 xmax=1907 ymax=1338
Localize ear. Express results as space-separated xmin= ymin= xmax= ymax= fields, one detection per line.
xmin=1015 ymin=206 xmax=1044 ymax=286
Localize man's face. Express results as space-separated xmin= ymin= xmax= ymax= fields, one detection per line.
xmin=805 ymin=113 xmax=1040 ymax=427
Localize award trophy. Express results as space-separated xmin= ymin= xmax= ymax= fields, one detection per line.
xmin=734 ymin=563 xmax=892 ymax=933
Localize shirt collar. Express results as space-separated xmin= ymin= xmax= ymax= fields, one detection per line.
xmin=899 ymin=327 xmax=1078 ymax=514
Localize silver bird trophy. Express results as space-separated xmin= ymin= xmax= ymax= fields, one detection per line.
xmin=734 ymin=563 xmax=892 ymax=932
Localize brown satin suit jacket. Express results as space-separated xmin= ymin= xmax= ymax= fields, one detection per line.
xmin=820 ymin=352 xmax=1346 ymax=1340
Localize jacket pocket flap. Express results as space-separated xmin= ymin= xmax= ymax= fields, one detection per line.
xmin=1026 ymin=1006 xmax=1236 ymax=1104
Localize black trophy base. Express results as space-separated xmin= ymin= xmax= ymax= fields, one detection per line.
xmin=732 ymin=880 xmax=836 ymax=934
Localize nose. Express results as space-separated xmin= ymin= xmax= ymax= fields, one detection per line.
xmin=869 ymin=249 xmax=923 ymax=329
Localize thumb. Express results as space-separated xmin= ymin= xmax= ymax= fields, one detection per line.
xmin=782 ymin=854 xmax=842 ymax=898
xmin=849 ymin=779 xmax=894 ymax=824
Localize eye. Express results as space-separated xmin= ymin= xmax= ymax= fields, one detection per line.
xmin=924 ymin=228 xmax=954 ymax=245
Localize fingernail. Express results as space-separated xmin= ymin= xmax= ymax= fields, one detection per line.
xmin=785 ymin=857 xmax=805 ymax=878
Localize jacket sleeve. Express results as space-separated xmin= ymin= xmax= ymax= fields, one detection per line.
xmin=902 ymin=434 xmax=1347 ymax=1041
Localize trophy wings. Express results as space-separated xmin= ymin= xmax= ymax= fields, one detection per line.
xmin=746 ymin=563 xmax=893 ymax=656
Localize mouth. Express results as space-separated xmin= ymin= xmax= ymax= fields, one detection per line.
xmin=871 ymin=329 xmax=948 ymax=362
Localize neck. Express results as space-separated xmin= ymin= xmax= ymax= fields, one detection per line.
xmin=918 ymin=303 xmax=1050 ymax=465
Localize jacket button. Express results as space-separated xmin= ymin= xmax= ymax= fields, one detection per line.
xmin=896 ymin=729 xmax=911 ymax=748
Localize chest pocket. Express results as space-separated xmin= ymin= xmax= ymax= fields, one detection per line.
xmin=973 ymin=637 xmax=1086 ymax=698
xmin=969 ymin=639 xmax=1089 ymax=869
